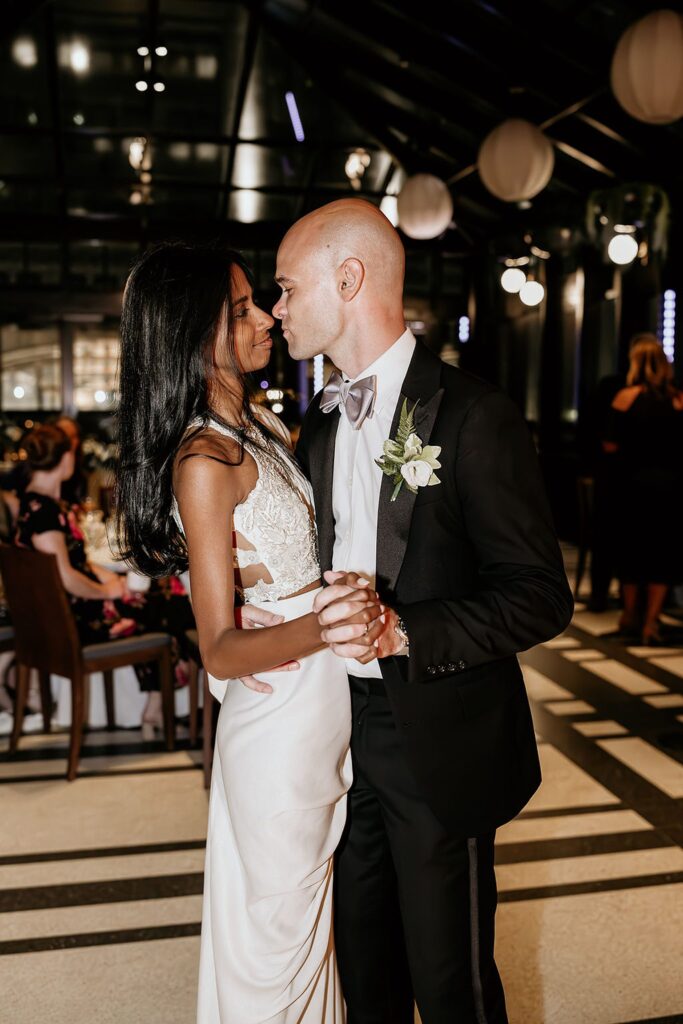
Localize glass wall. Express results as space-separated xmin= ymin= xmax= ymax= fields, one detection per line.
xmin=0 ymin=324 xmax=61 ymax=410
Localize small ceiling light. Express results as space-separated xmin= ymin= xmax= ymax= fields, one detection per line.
xmin=93 ymin=137 xmax=113 ymax=154
xmin=285 ymin=91 xmax=305 ymax=142
xmin=517 ymin=199 xmax=532 ymax=210
xmin=135 ymin=79 xmax=148 ymax=92
xmin=69 ymin=40 xmax=90 ymax=74
xmin=94 ymin=390 xmax=107 ymax=404
xmin=345 ymin=148 xmax=371 ymax=191
xmin=169 ymin=141 xmax=191 ymax=160
xmin=137 ymin=45 xmax=150 ymax=57
xmin=608 ymin=233 xmax=638 ymax=265
xmin=128 ymin=137 xmax=147 ymax=170
xmin=501 ymin=267 xmax=526 ymax=293
xmin=140 ymin=171 xmax=152 ymax=184
xmin=153 ymin=80 xmax=165 ymax=93
xmin=13 ymin=386 xmax=25 ymax=399
xmin=129 ymin=190 xmax=143 ymax=205
xmin=271 ymin=402 xmax=284 ymax=415
xmin=155 ymin=45 xmax=168 ymax=57
xmin=519 ymin=280 xmax=545 ymax=306
xmin=27 ymin=111 xmax=38 ymax=125
xmin=73 ymin=112 xmax=85 ymax=125
xmin=12 ymin=36 xmax=37 ymax=68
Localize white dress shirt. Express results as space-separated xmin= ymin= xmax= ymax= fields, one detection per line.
xmin=332 ymin=328 xmax=416 ymax=678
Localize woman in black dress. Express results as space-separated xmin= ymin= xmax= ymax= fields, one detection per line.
xmin=603 ymin=335 xmax=683 ymax=644
xmin=14 ymin=423 xmax=195 ymax=731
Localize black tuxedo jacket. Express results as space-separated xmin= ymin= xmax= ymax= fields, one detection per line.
xmin=296 ymin=341 xmax=574 ymax=837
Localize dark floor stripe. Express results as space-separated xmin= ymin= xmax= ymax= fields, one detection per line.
xmin=522 ymin=658 xmax=683 ymax=848
xmin=614 ymin=1016 xmax=683 ymax=1024
xmin=526 ymin=645 xmax=683 ymax=766
xmin=0 ymin=922 xmax=201 ymax=956
xmin=0 ymin=764 xmax=202 ymax=784
xmin=495 ymin=830 xmax=671 ymax=864
xmin=565 ymin=622 xmax=683 ymax=695
xmin=499 ymin=869 xmax=683 ymax=902
xmin=0 ymin=872 xmax=203 ymax=913
xmin=0 ymin=738 xmax=197 ymax=764
xmin=0 ymin=839 xmax=205 ymax=868
xmin=515 ymin=801 xmax=625 ymax=819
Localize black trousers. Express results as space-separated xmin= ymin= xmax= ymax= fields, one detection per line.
xmin=335 ymin=678 xmax=508 ymax=1024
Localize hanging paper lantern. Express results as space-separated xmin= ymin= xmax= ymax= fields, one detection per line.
xmin=396 ymin=174 xmax=453 ymax=240
xmin=478 ymin=119 xmax=554 ymax=203
xmin=611 ymin=10 xmax=683 ymax=125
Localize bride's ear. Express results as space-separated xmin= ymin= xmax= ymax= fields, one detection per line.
xmin=338 ymin=258 xmax=364 ymax=302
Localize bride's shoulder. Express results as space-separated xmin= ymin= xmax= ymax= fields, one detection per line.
xmin=173 ymin=423 xmax=255 ymax=495
xmin=251 ymin=403 xmax=293 ymax=450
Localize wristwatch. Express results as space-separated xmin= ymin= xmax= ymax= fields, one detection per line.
xmin=394 ymin=615 xmax=410 ymax=656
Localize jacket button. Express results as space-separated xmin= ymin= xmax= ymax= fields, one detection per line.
xmin=458 ymin=659 xmax=467 ymax=670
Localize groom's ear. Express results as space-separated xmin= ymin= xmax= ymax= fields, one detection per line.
xmin=338 ymin=258 xmax=364 ymax=302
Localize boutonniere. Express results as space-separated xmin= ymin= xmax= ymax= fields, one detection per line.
xmin=375 ymin=399 xmax=442 ymax=502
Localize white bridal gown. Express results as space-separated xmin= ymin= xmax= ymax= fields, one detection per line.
xmin=174 ymin=416 xmax=352 ymax=1024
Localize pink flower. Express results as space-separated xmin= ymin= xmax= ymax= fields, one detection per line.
xmin=67 ymin=512 xmax=84 ymax=541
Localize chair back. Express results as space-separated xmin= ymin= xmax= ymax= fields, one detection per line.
xmin=0 ymin=544 xmax=82 ymax=677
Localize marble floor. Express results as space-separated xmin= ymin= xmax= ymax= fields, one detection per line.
xmin=2 ymin=592 xmax=683 ymax=1023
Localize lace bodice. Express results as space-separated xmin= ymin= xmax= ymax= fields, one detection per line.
xmin=173 ymin=415 xmax=320 ymax=603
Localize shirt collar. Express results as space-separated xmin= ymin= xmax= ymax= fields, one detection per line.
xmin=347 ymin=328 xmax=416 ymax=415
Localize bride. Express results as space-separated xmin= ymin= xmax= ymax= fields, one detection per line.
xmin=116 ymin=242 xmax=381 ymax=1022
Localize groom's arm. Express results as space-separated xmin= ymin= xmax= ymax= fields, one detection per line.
xmin=395 ymin=390 xmax=573 ymax=683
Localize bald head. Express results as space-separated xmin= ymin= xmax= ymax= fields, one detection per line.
xmin=282 ymin=198 xmax=405 ymax=300
xmin=273 ymin=198 xmax=408 ymax=374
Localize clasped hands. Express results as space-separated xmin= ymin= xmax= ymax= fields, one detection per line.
xmin=238 ymin=571 xmax=405 ymax=694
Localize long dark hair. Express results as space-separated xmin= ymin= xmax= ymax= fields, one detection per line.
xmin=116 ymin=241 xmax=263 ymax=576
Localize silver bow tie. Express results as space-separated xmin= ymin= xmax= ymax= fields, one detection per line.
xmin=320 ymin=370 xmax=377 ymax=430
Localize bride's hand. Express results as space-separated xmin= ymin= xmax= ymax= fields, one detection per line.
xmin=236 ymin=605 xmax=300 ymax=694
xmin=315 ymin=571 xmax=384 ymax=658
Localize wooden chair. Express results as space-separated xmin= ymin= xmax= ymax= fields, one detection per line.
xmin=185 ymin=628 xmax=215 ymax=789
xmin=0 ymin=545 xmax=174 ymax=781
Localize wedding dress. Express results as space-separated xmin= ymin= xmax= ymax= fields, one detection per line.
xmin=174 ymin=415 xmax=351 ymax=1023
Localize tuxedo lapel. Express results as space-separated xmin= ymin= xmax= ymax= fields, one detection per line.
xmin=376 ymin=343 xmax=444 ymax=597
xmin=308 ymin=406 xmax=339 ymax=573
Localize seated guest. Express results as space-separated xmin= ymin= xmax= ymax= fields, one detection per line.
xmin=14 ymin=424 xmax=195 ymax=732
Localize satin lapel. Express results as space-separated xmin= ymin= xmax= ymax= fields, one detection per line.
xmin=376 ymin=344 xmax=445 ymax=597
xmin=309 ymin=408 xmax=340 ymax=574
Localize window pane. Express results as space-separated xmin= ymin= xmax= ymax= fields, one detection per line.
xmin=1 ymin=324 xmax=62 ymax=410
xmin=73 ymin=329 xmax=119 ymax=411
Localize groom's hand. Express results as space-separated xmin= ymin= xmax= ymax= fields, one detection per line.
xmin=315 ymin=571 xmax=384 ymax=659
xmin=318 ymin=572 xmax=407 ymax=663
xmin=236 ymin=605 xmax=300 ymax=695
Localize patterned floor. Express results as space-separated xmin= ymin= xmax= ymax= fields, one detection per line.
xmin=1 ymin=589 xmax=683 ymax=1023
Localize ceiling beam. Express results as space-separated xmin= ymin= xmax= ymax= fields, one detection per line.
xmin=220 ymin=2 xmax=261 ymax=220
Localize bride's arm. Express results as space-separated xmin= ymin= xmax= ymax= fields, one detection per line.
xmin=175 ymin=451 xmax=379 ymax=679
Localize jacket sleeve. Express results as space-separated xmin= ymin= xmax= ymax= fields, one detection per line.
xmin=396 ymin=390 xmax=574 ymax=683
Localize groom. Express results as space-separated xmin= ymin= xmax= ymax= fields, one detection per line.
xmin=273 ymin=199 xmax=573 ymax=1023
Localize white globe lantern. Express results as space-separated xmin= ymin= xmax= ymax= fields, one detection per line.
xmin=519 ymin=280 xmax=545 ymax=307
xmin=611 ymin=10 xmax=683 ymax=125
xmin=397 ymin=174 xmax=453 ymax=240
xmin=501 ymin=267 xmax=526 ymax=293
xmin=478 ymin=119 xmax=554 ymax=203
xmin=608 ymin=233 xmax=639 ymax=265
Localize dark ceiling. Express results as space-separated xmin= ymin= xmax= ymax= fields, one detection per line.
xmin=1 ymin=0 xmax=682 ymax=254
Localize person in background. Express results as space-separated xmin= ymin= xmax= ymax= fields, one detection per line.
xmin=53 ymin=414 xmax=88 ymax=506
xmin=603 ymin=335 xmax=683 ymax=644
xmin=14 ymin=423 xmax=195 ymax=732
